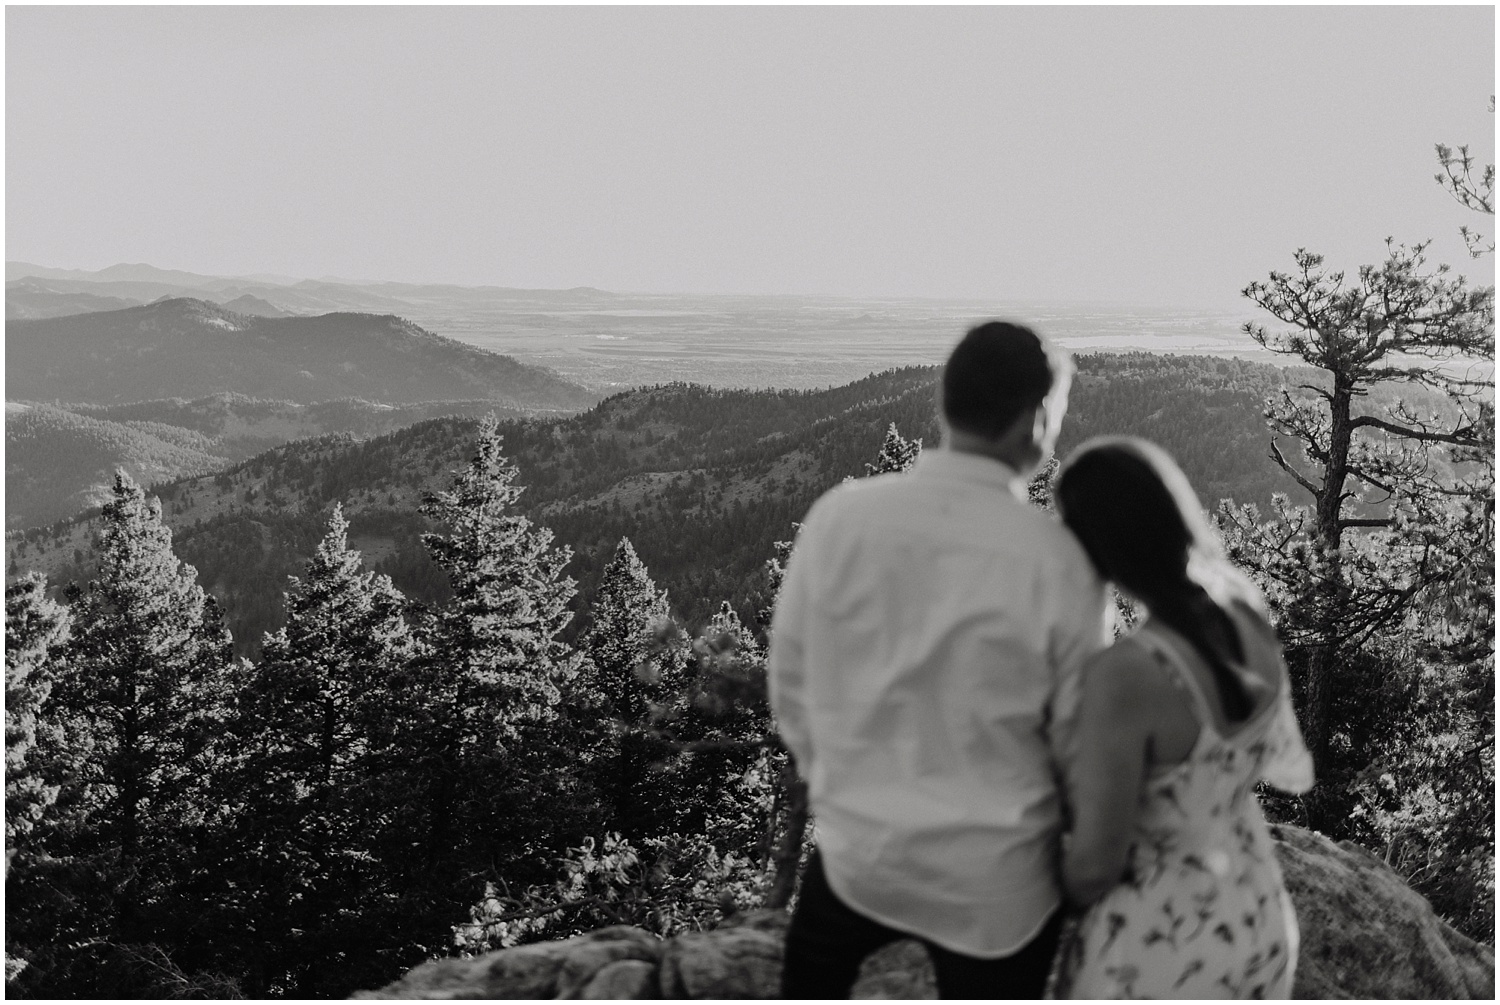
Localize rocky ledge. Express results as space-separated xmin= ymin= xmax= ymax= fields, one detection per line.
xmin=355 ymin=825 xmax=1494 ymax=999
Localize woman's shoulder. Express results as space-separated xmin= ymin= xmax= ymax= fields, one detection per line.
xmin=1232 ymin=603 xmax=1287 ymax=669
xmin=1080 ymin=635 xmax=1180 ymax=712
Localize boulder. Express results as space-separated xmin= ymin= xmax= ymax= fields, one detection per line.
xmin=1271 ymin=824 xmax=1494 ymax=999
xmin=658 ymin=916 xmax=785 ymax=998
xmin=354 ymin=826 xmax=1494 ymax=999
xmin=579 ymin=959 xmax=658 ymax=999
xmin=352 ymin=925 xmax=661 ymax=999
xmin=853 ymin=938 xmax=936 ymax=998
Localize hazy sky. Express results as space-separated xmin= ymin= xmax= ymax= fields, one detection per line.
xmin=6 ymin=6 xmax=1494 ymax=307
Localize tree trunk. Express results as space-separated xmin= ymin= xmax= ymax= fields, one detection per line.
xmin=766 ymin=759 xmax=808 ymax=910
xmin=119 ymin=666 xmax=141 ymax=939
xmin=1300 ymin=378 xmax=1354 ymax=826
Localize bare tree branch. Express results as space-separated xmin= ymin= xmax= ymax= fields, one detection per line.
xmin=1269 ymin=440 xmax=1320 ymax=496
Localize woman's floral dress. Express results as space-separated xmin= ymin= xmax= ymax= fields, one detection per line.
xmin=1058 ymin=615 xmax=1314 ymax=999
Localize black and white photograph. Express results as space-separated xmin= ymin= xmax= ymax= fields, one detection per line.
xmin=4 ymin=5 xmax=1494 ymax=999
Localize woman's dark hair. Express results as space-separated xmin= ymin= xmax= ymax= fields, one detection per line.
xmin=1054 ymin=441 xmax=1253 ymax=723
xmin=940 ymin=321 xmax=1057 ymax=439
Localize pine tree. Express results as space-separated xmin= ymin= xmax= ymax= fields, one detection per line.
xmin=5 ymin=572 xmax=71 ymax=854
xmin=1221 ymin=243 xmax=1492 ymax=786
xmin=233 ymin=503 xmax=418 ymax=996
xmin=4 ymin=573 xmax=84 ymax=990
xmin=418 ymin=415 xmax=580 ymax=739
xmin=865 ymin=421 xmax=922 ymax=476
xmin=577 ymin=538 xmax=689 ymax=836
xmin=21 ymin=471 xmax=238 ymax=996
xmin=581 ymin=537 xmax=680 ymax=724
xmin=396 ymin=417 xmax=594 ymax=949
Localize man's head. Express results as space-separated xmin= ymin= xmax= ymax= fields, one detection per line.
xmin=939 ymin=321 xmax=1073 ymax=475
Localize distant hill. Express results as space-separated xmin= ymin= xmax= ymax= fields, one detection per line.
xmin=220 ymin=294 xmax=295 ymax=317
xmin=5 ymin=298 xmax=600 ymax=409
xmin=8 ymin=261 xmax=242 ymax=287
xmin=5 ymin=402 xmax=228 ymax=526
xmin=3 ymin=263 xmax=418 ymax=314
xmin=8 ymin=354 xmax=1305 ymax=657
xmin=5 ymin=278 xmax=143 ymax=319
xmin=3 ymin=394 xmax=536 ymax=529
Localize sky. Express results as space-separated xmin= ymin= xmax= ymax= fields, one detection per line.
xmin=5 ymin=5 xmax=1495 ymax=308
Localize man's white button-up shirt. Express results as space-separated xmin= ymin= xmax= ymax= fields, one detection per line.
xmin=768 ymin=447 xmax=1110 ymax=957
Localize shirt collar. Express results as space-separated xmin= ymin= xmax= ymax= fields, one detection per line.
xmin=913 ymin=448 xmax=1027 ymax=499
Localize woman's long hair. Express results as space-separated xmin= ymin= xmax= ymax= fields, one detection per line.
xmin=1053 ymin=437 xmax=1264 ymax=723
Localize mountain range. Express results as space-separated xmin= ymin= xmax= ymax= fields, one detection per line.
xmin=6 ymin=297 xmax=599 ymax=408
xmin=4 ymin=261 xmax=615 ymax=320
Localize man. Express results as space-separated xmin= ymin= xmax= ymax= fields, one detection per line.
xmin=769 ymin=321 xmax=1111 ymax=998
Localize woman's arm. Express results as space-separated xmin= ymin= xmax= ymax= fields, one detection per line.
xmin=1061 ymin=644 xmax=1157 ymax=908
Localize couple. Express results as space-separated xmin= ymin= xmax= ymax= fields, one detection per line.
xmin=768 ymin=322 xmax=1314 ymax=999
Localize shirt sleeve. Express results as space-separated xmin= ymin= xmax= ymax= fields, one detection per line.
xmin=1044 ymin=542 xmax=1114 ymax=772
xmin=767 ymin=506 xmax=821 ymax=780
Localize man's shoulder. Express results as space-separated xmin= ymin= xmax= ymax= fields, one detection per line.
xmin=990 ymin=504 xmax=1102 ymax=599
xmin=1011 ymin=504 xmax=1090 ymax=556
xmin=804 ymin=472 xmax=903 ymax=520
xmin=810 ymin=478 xmax=1093 ymax=569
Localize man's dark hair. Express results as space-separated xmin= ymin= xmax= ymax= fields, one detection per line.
xmin=939 ymin=321 xmax=1057 ymax=439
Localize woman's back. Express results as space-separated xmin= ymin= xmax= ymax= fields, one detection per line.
xmin=1059 ymin=605 xmax=1313 ymax=998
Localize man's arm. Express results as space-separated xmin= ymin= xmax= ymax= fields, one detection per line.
xmin=1044 ymin=543 xmax=1113 ymax=770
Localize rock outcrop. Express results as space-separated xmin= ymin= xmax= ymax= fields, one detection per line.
xmin=1268 ymin=824 xmax=1493 ymax=999
xmin=355 ymin=825 xmax=1494 ymax=999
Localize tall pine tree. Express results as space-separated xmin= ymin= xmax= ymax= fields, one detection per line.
xmin=19 ymin=471 xmax=238 ymax=997
xmin=233 ymin=503 xmax=419 ymax=996
xmin=1221 ymin=243 xmax=1492 ymax=805
xmin=395 ymin=417 xmax=595 ymax=950
xmin=5 ymin=572 xmax=71 ymax=856
xmin=5 ymin=573 xmax=82 ymax=991
xmin=578 ymin=538 xmax=688 ymax=837
xmin=418 ymin=415 xmax=580 ymax=740
xmin=581 ymin=537 xmax=684 ymax=724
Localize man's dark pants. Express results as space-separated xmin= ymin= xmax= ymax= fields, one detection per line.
xmin=780 ymin=851 xmax=1064 ymax=999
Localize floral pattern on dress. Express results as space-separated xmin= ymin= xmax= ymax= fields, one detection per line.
xmin=1057 ymin=621 xmax=1310 ymax=1000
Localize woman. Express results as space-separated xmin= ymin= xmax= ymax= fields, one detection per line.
xmin=1051 ymin=437 xmax=1314 ymax=999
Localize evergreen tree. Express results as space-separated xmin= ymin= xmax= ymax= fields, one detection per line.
xmin=864 ymin=421 xmax=921 ymax=475
xmin=395 ymin=417 xmax=594 ymax=952
xmin=1218 ymin=224 xmax=1494 ymax=936
xmin=5 ymin=573 xmax=71 ymax=855
xmin=1027 ymin=456 xmax=1060 ymax=510
xmin=4 ymin=573 xmax=81 ymax=991
xmin=418 ymin=415 xmax=580 ymax=739
xmin=1223 ymin=242 xmax=1492 ymax=784
xmin=581 ymin=537 xmax=680 ymax=725
xmin=233 ymin=503 xmax=419 ymax=996
xmin=17 ymin=471 xmax=238 ymax=997
xmin=578 ymin=538 xmax=688 ymax=836
xmin=1434 ymin=96 xmax=1494 ymax=259
xmin=692 ymin=603 xmax=777 ymax=851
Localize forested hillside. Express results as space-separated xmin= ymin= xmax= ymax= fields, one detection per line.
xmin=5 ymin=298 xmax=599 ymax=409
xmin=9 ymin=353 xmax=1306 ymax=655
xmin=5 ymin=403 xmax=228 ymax=528
xmin=4 ymin=394 xmax=536 ymax=529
